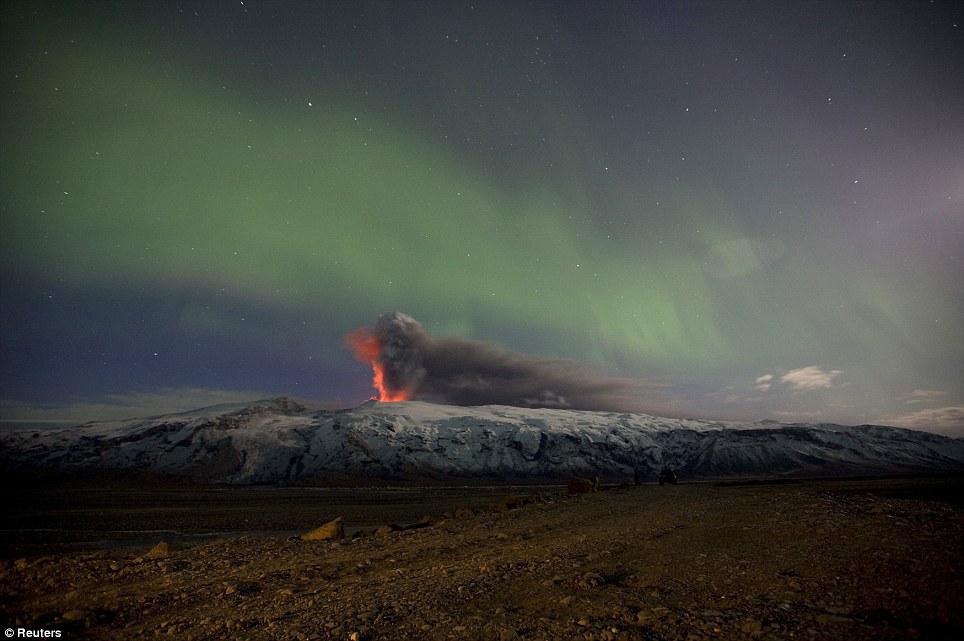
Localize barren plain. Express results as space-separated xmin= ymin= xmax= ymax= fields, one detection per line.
xmin=1 ymin=476 xmax=962 ymax=640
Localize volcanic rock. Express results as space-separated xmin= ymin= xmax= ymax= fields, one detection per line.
xmin=568 ymin=476 xmax=598 ymax=494
xmin=302 ymin=516 xmax=344 ymax=541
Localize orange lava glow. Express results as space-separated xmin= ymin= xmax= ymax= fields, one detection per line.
xmin=344 ymin=327 xmax=413 ymax=402
xmin=374 ymin=366 xmax=413 ymax=402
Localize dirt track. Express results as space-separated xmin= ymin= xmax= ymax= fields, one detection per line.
xmin=2 ymin=477 xmax=962 ymax=640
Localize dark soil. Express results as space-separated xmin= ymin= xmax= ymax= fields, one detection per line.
xmin=1 ymin=476 xmax=962 ymax=640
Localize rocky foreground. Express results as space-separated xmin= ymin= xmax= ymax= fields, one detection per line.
xmin=2 ymin=478 xmax=962 ymax=641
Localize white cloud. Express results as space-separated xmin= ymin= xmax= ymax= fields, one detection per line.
xmin=779 ymin=366 xmax=842 ymax=391
xmin=909 ymin=389 xmax=947 ymax=399
xmin=753 ymin=374 xmax=774 ymax=392
xmin=770 ymin=409 xmax=825 ymax=420
xmin=888 ymin=406 xmax=964 ymax=438
xmin=902 ymin=389 xmax=949 ymax=406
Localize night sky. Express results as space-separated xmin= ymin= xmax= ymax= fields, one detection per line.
xmin=2 ymin=1 xmax=962 ymax=435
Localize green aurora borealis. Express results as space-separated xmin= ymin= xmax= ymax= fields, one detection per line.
xmin=1 ymin=1 xmax=962 ymax=434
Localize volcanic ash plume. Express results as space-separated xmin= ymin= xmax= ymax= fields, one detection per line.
xmin=343 ymin=312 xmax=425 ymax=402
xmin=344 ymin=312 xmax=650 ymax=411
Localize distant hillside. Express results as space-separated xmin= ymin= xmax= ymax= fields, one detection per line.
xmin=2 ymin=398 xmax=962 ymax=484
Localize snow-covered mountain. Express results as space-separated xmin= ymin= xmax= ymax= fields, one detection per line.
xmin=2 ymin=398 xmax=963 ymax=484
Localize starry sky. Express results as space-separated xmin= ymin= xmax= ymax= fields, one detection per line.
xmin=1 ymin=0 xmax=962 ymax=435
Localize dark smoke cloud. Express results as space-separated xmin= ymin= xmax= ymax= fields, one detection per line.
xmin=349 ymin=312 xmax=656 ymax=412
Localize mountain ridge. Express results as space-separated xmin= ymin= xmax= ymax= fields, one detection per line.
xmin=2 ymin=398 xmax=962 ymax=485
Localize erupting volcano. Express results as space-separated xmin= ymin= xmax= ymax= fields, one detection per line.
xmin=344 ymin=324 xmax=415 ymax=402
xmin=344 ymin=311 xmax=653 ymax=411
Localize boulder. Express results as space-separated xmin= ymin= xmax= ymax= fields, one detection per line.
xmin=302 ymin=516 xmax=345 ymax=541
xmin=502 ymin=496 xmax=526 ymax=509
xmin=567 ymin=476 xmax=598 ymax=494
xmin=144 ymin=541 xmax=170 ymax=559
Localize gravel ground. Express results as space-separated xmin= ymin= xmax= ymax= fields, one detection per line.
xmin=1 ymin=477 xmax=962 ymax=640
